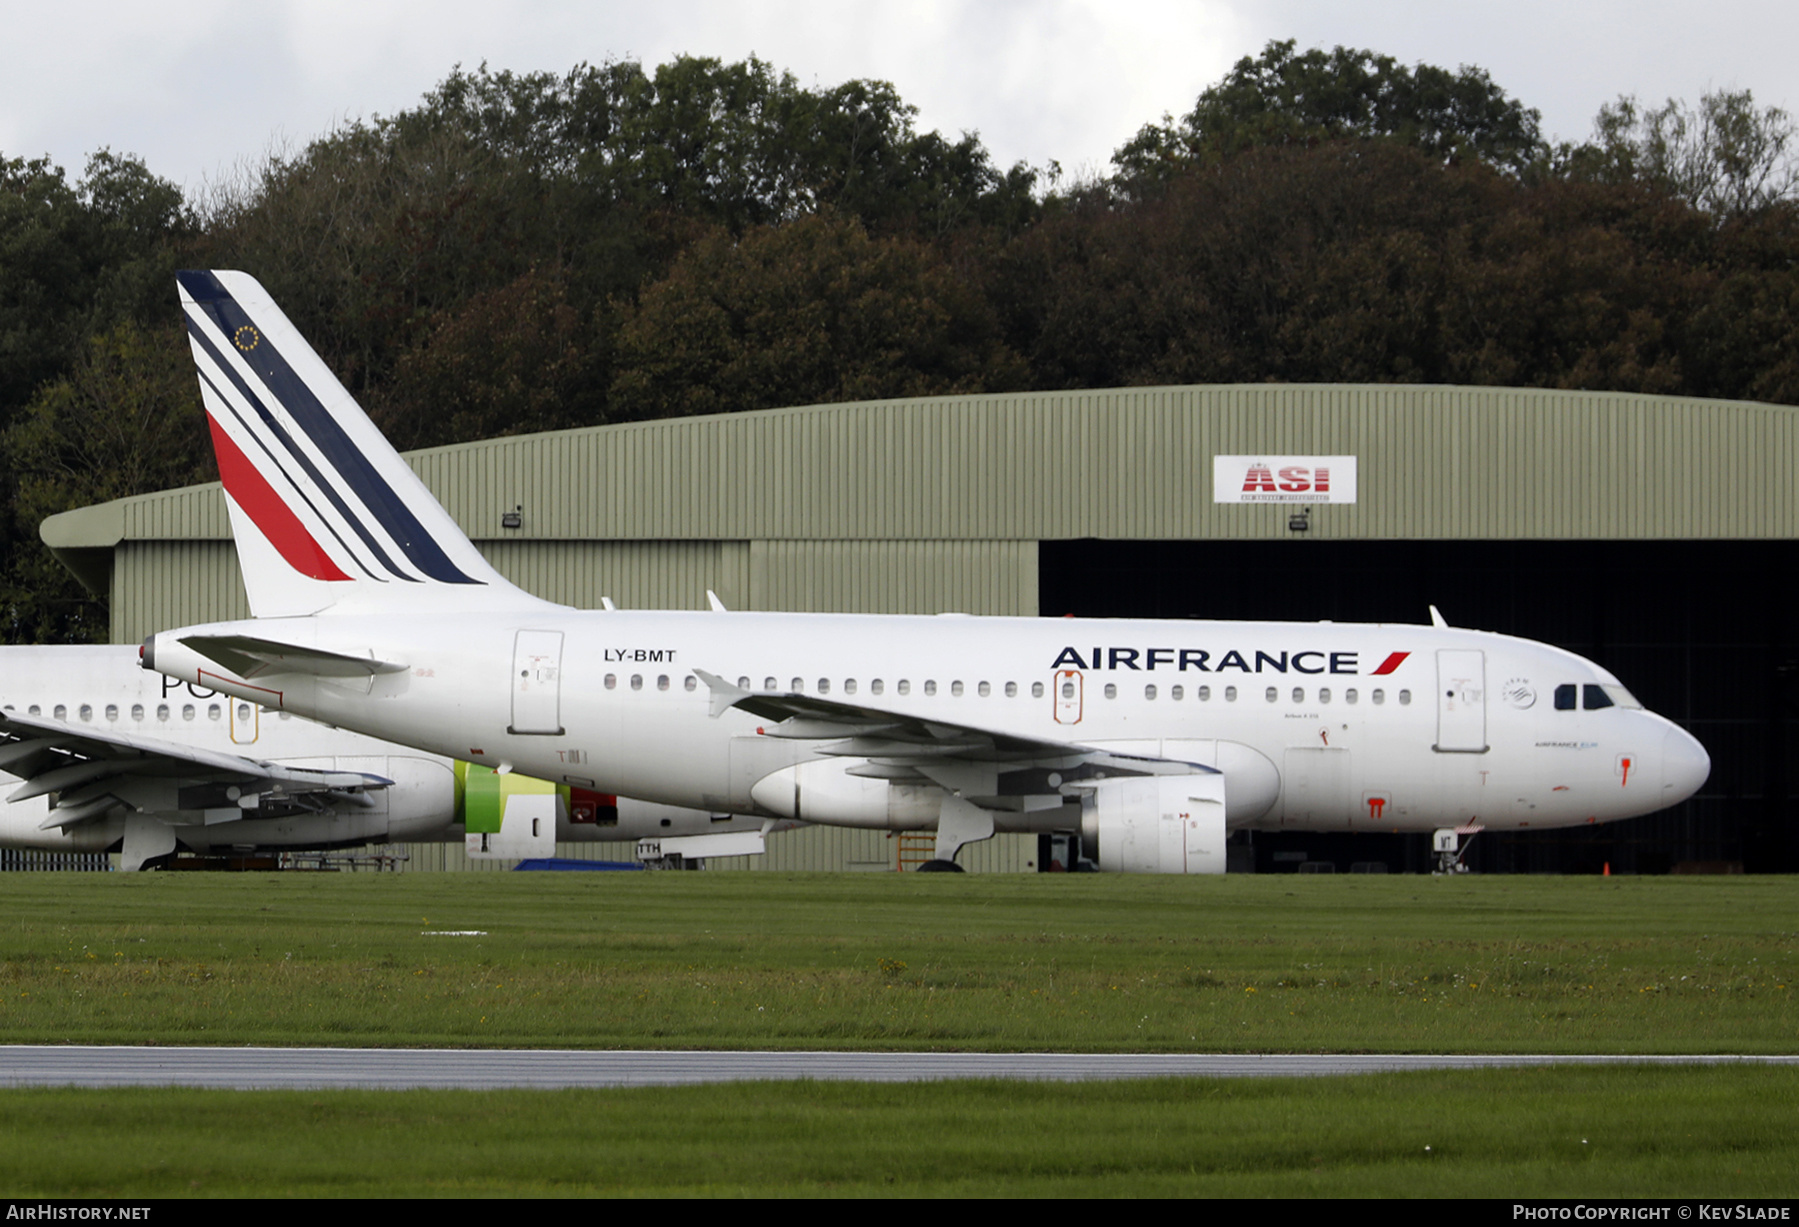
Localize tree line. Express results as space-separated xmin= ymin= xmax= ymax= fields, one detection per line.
xmin=4 ymin=43 xmax=1798 ymax=640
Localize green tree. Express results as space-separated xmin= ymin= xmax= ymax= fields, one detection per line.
xmin=609 ymin=211 xmax=1026 ymax=419
xmin=368 ymin=266 xmax=609 ymax=451
xmin=0 ymin=150 xmax=186 ymax=421
xmin=1566 ymin=89 xmax=1799 ymax=219
xmin=2 ymin=320 xmax=211 ymax=642
xmin=1114 ymin=40 xmax=1544 ymax=185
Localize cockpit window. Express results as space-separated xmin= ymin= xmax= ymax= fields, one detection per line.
xmin=1554 ymin=684 xmax=1577 ymax=711
xmin=1584 ymin=683 xmax=1642 ymax=710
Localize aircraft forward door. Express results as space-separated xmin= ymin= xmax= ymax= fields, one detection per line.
xmin=1435 ymin=649 xmax=1488 ymax=753
xmin=510 ymin=630 xmax=565 ymax=735
xmin=1054 ymin=669 xmax=1083 ymax=724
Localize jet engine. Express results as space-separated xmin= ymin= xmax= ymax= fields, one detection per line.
xmin=1080 ymin=773 xmax=1227 ymax=873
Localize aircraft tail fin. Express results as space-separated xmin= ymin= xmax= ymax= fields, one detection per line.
xmin=177 ymin=270 xmax=551 ymax=617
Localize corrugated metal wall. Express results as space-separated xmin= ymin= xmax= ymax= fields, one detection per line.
xmin=405 ymin=385 xmax=1799 ymax=542
xmin=80 ymin=383 xmax=1799 ymax=642
xmin=111 ymin=541 xmax=248 ymax=646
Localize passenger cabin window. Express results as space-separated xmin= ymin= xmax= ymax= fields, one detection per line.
xmin=1319 ymin=688 xmax=1331 ymax=704
xmin=977 ymin=681 xmax=990 ymax=697
xmin=871 ymin=680 xmax=885 ymax=695
xmin=844 ymin=679 xmax=857 ymax=695
xmin=53 ymin=705 xmax=66 ymax=720
xmin=764 ymin=677 xmax=777 ymax=691
xmin=1345 ymin=689 xmax=1358 ymax=704
xmin=1264 ymin=687 xmax=1278 ymax=703
xmin=898 ymin=681 xmax=911 ymax=695
xmin=1104 ymin=683 xmax=1117 ymax=699
xmin=923 ymin=681 xmax=937 ymax=696
xmin=1197 ymin=686 xmax=1211 ymax=701
xmin=791 ymin=677 xmax=804 ymax=692
xmin=1031 ymin=682 xmax=1043 ymax=698
xmin=657 ymin=675 xmax=670 ymax=691
xmin=79 ymin=705 xmax=92 ymax=722
xmin=950 ymin=681 xmax=964 ymax=697
xmin=817 ymin=678 xmax=830 ymax=694
xmin=1144 ymin=685 xmax=1157 ymax=700
xmin=208 ymin=704 xmax=222 ymax=720
xmin=131 ymin=704 xmax=144 ymax=721
xmin=105 ymin=705 xmax=119 ymax=721
xmin=156 ymin=704 xmax=169 ymax=721
xmin=1005 ymin=682 xmax=1017 ymax=698
xmin=605 ymin=674 xmax=617 ymax=690
xmin=1291 ymin=687 xmax=1304 ymax=703
xmin=183 ymin=705 xmax=195 ymax=721
xmin=1224 ymin=686 xmax=1237 ymax=702
xmin=1398 ymin=690 xmax=1412 ymax=705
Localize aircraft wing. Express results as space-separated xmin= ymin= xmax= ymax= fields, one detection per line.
xmin=693 ymin=670 xmax=1212 ymax=807
xmin=0 ymin=709 xmax=392 ymax=830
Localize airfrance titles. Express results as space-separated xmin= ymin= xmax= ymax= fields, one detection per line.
xmin=1050 ymin=647 xmax=1410 ymax=675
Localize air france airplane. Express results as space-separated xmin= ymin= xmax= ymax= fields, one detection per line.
xmin=1 ymin=645 xmax=763 ymax=869
xmin=142 ymin=271 xmax=1710 ymax=872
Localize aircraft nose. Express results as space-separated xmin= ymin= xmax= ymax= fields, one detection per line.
xmin=1660 ymin=725 xmax=1710 ymax=805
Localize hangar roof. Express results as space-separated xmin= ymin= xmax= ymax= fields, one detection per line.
xmin=42 ymin=382 xmax=1799 ymax=593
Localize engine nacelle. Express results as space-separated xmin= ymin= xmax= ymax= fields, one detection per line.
xmin=749 ymin=760 xmax=944 ymax=829
xmin=1080 ymin=773 xmax=1227 ymax=873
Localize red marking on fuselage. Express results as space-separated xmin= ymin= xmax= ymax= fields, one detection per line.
xmin=197 ymin=668 xmax=283 ymax=708
xmin=208 ymin=417 xmax=351 ymax=582
xmin=1620 ymin=757 xmax=1632 ymax=786
xmin=1370 ymin=651 xmax=1410 ymax=675
xmin=1367 ymin=797 xmax=1386 ymax=820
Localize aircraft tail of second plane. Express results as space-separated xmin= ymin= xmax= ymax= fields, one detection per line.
xmin=176 ymin=270 xmax=554 ymax=618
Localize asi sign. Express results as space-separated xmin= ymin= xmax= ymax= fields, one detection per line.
xmin=1214 ymin=455 xmax=1357 ymax=504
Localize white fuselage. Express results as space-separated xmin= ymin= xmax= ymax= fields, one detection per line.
xmin=147 ymin=612 xmax=1711 ymax=837
xmin=1 ymin=646 xmax=759 ymax=857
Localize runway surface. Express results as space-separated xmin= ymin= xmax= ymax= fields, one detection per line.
xmin=2 ymin=1048 xmax=1793 ymax=1090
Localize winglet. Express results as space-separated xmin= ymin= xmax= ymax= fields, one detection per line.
xmin=706 ymin=590 xmax=728 ymax=612
xmin=692 ymin=668 xmax=751 ymax=718
xmin=1429 ymin=605 xmax=1449 ymax=628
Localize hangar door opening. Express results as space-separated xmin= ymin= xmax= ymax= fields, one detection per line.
xmin=1041 ymin=539 xmax=1796 ymax=875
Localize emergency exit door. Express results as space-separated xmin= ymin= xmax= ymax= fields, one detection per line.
xmin=510 ymin=630 xmax=565 ymax=735
xmin=1435 ymin=649 xmax=1487 ymax=752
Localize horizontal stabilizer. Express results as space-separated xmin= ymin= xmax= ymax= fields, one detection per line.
xmin=179 ymin=634 xmax=407 ymax=680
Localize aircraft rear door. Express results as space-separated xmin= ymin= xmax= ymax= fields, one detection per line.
xmin=1435 ymin=649 xmax=1488 ymax=752
xmin=510 ymin=630 xmax=565 ymax=735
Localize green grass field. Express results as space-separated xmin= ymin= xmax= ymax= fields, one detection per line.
xmin=1 ymin=873 xmax=1793 ymax=1051
xmin=2 ymin=872 xmax=1794 ymax=1197
xmin=1 ymin=1067 xmax=1794 ymax=1197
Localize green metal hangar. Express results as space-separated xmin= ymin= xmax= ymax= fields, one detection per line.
xmin=42 ymin=383 xmax=1797 ymax=874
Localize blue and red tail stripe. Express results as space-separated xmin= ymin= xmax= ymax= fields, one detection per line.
xmin=178 ymin=270 xmax=483 ymax=586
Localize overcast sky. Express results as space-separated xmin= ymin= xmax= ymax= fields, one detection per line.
xmin=4 ymin=0 xmax=1796 ymax=194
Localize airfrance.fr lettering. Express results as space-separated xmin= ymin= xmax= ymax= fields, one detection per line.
xmin=1050 ymin=648 xmax=1411 ymax=676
